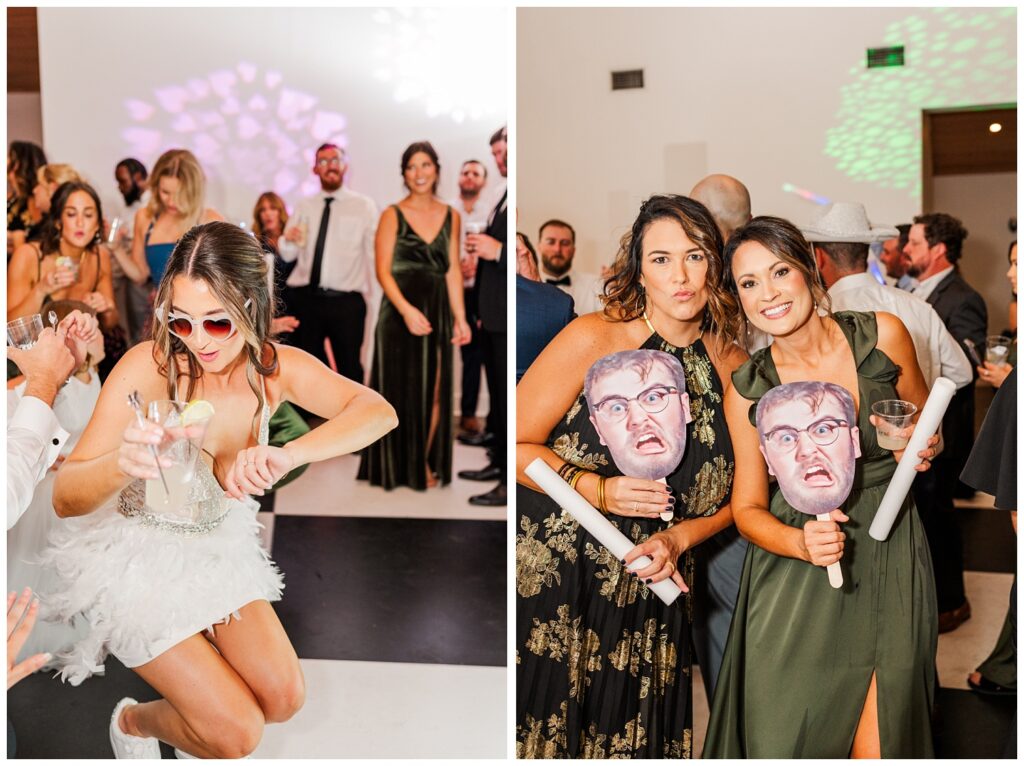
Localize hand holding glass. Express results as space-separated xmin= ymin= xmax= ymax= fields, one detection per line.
xmin=986 ymin=335 xmax=1011 ymax=367
xmin=871 ymin=400 xmax=917 ymax=451
xmin=7 ymin=315 xmax=44 ymax=350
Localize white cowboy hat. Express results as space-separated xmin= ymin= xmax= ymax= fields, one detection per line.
xmin=802 ymin=202 xmax=898 ymax=244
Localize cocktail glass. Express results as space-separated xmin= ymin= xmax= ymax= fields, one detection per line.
xmin=7 ymin=314 xmax=44 ymax=349
xmin=144 ymin=400 xmax=214 ymax=520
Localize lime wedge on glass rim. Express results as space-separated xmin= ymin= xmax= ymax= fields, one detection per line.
xmin=181 ymin=399 xmax=215 ymax=425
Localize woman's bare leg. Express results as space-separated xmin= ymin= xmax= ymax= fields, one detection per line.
xmin=120 ymin=634 xmax=265 ymax=759
xmin=850 ymin=671 xmax=881 ymax=758
xmin=425 ymin=356 xmax=442 ymax=487
xmin=205 ymin=600 xmax=305 ymax=724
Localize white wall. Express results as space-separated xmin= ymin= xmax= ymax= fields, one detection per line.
xmin=933 ymin=172 xmax=1017 ymax=336
xmin=518 ymin=7 xmax=1016 ymax=272
xmin=7 ymin=93 xmax=44 ymax=146
xmin=37 ymin=7 xmax=507 ymax=221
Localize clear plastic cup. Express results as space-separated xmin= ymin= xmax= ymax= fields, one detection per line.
xmin=871 ymin=399 xmax=917 ymax=451
xmin=465 ymin=221 xmax=487 ymax=235
xmin=144 ymin=400 xmax=214 ymax=519
xmin=7 ymin=314 xmax=44 ymax=349
xmin=986 ymin=335 xmax=1012 ymax=367
xmin=55 ymin=255 xmax=80 ymax=282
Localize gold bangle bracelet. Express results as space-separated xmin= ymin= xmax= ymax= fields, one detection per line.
xmin=597 ymin=475 xmax=607 ymax=513
xmin=568 ymin=469 xmax=585 ymax=492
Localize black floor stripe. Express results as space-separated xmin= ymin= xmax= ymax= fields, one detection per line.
xmin=272 ymin=515 xmax=505 ymax=666
xmin=933 ymin=687 xmax=1016 ymax=758
xmin=8 ymin=656 xmax=175 ymax=759
xmin=959 ymin=508 xmax=1016 ymax=573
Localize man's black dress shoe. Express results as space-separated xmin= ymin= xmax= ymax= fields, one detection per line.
xmin=469 ymin=483 xmax=507 ymax=506
xmin=458 ymin=464 xmax=502 ymax=482
xmin=458 ymin=431 xmax=496 ymax=447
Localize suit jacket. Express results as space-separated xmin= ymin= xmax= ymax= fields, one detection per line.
xmin=925 ymin=269 xmax=988 ymax=371
xmin=477 ymin=190 xmax=507 ymax=333
xmin=516 ymin=276 xmax=575 ymax=382
xmin=925 ymin=269 xmax=988 ymax=473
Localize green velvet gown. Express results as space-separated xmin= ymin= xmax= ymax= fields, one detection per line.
xmin=703 ymin=311 xmax=937 ymax=758
xmin=358 ymin=206 xmax=454 ymax=491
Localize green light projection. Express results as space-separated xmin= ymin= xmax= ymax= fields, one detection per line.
xmin=824 ymin=7 xmax=1016 ymax=198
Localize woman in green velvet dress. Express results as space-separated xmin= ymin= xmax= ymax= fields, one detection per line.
xmin=358 ymin=142 xmax=470 ymax=490
xmin=703 ymin=217 xmax=940 ymax=758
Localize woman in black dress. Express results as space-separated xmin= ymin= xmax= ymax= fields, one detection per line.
xmin=515 ymin=195 xmax=746 ymax=757
xmin=358 ymin=142 xmax=471 ymax=490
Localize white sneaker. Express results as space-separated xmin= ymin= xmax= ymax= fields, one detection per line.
xmin=109 ymin=697 xmax=161 ymax=759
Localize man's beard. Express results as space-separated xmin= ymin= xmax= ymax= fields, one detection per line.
xmin=459 ymin=185 xmax=481 ymax=200
xmin=541 ymin=254 xmax=571 ymax=277
xmin=122 ymin=185 xmax=142 ymax=207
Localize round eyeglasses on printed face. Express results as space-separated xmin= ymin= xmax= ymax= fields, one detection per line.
xmin=764 ymin=419 xmax=850 ymax=452
xmin=593 ymin=386 xmax=679 ymax=423
xmin=155 ymin=299 xmax=251 ymax=343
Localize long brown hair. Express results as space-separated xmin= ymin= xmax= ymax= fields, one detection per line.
xmin=147 ymin=149 xmax=206 ymax=228
xmin=251 ymin=191 xmax=289 ymax=240
xmin=602 ymin=194 xmax=740 ymax=352
xmin=151 ymin=221 xmax=277 ymax=438
xmin=723 ymin=216 xmax=831 ymax=321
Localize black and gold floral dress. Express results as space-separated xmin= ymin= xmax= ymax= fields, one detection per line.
xmin=516 ymin=332 xmax=734 ymax=758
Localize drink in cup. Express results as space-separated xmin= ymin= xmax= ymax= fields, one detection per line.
xmin=7 ymin=314 xmax=44 ymax=350
xmin=55 ymin=254 xmax=80 ymax=282
xmin=871 ymin=399 xmax=917 ymax=451
xmin=144 ymin=399 xmax=214 ymax=520
xmin=465 ymin=221 xmax=486 ymax=235
xmin=986 ymin=335 xmax=1012 ymax=367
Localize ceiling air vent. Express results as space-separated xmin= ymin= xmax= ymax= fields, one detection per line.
xmin=611 ymin=69 xmax=644 ymax=90
xmin=867 ymin=46 xmax=904 ymax=68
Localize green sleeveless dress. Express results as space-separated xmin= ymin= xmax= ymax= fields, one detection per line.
xmin=358 ymin=205 xmax=454 ymax=490
xmin=703 ymin=311 xmax=937 ymax=758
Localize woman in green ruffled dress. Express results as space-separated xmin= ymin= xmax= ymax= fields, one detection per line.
xmin=704 ymin=216 xmax=940 ymax=758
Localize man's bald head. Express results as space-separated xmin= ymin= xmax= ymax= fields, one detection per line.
xmin=689 ymin=174 xmax=752 ymax=241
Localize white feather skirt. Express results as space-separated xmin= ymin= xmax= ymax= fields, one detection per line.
xmin=37 ymin=496 xmax=284 ymax=686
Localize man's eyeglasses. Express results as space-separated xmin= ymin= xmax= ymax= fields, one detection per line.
xmin=155 ymin=299 xmax=251 ymax=343
xmin=593 ymin=386 xmax=679 ymax=422
xmin=764 ymin=418 xmax=850 ymax=452
xmin=316 ymin=157 xmax=343 ymax=168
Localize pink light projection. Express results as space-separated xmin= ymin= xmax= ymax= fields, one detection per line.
xmin=121 ymin=62 xmax=348 ymax=200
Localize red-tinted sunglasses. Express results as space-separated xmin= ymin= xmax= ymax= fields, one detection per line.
xmin=155 ymin=299 xmax=251 ymax=343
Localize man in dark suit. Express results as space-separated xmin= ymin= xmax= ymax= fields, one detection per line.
xmin=459 ymin=126 xmax=507 ymax=506
xmin=905 ymin=212 xmax=988 ymax=632
xmin=515 ymin=232 xmax=574 ymax=382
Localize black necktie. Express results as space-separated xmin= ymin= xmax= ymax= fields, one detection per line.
xmin=309 ymin=196 xmax=334 ymax=289
xmin=546 ymin=275 xmax=571 ymax=287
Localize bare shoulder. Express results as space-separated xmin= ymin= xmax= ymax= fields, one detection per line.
xmin=704 ymin=334 xmax=748 ymax=386
xmin=103 ymin=341 xmax=167 ymax=391
xmin=202 ymin=208 xmax=225 ymax=223
xmin=874 ymin=310 xmax=912 ymax=351
xmin=560 ymin=312 xmax=630 ymax=360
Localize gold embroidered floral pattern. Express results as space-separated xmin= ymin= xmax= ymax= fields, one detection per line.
xmin=663 ymin=729 xmax=692 ymax=758
xmin=581 ymin=714 xmax=649 ymax=757
xmin=525 ymin=604 xmax=603 ymax=702
xmin=681 ymin=455 xmax=734 ymax=518
xmin=517 ymin=701 xmax=568 ymax=758
xmin=551 ymin=431 xmax=608 ymax=471
xmin=608 ymin=618 xmax=679 ymax=698
xmin=517 ymin=518 xmax=562 ymax=598
xmin=564 ymin=394 xmax=583 ymax=425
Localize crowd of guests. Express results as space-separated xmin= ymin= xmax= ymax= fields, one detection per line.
xmin=5 ymin=126 xmax=506 ymax=757
xmin=515 ymin=174 xmax=1016 ymax=758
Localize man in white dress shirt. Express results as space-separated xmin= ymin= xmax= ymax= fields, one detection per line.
xmin=537 ymin=220 xmax=603 ymax=315
xmin=806 ymin=202 xmax=977 ymax=634
xmin=452 ymin=160 xmax=494 ymax=438
xmin=278 ymin=143 xmax=378 ymax=383
xmin=7 ymin=313 xmax=100 ymax=528
xmin=805 ymin=203 xmax=972 ymax=391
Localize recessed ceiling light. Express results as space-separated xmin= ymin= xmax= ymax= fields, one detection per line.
xmin=989 ymin=123 xmax=1003 ymax=133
